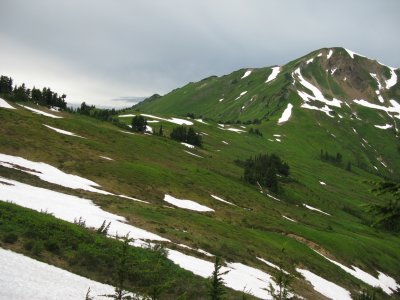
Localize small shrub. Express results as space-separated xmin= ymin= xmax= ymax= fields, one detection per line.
xmin=2 ymin=232 xmax=18 ymax=244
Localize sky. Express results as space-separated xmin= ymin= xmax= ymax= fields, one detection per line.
xmin=0 ymin=0 xmax=399 ymax=108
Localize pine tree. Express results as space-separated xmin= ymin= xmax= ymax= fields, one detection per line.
xmin=209 ymin=256 xmax=229 ymax=300
xmin=131 ymin=116 xmax=147 ymax=133
xmin=158 ymin=125 xmax=163 ymax=136
xmin=266 ymin=248 xmax=293 ymax=300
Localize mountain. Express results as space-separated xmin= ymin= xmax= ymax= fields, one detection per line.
xmin=1 ymin=47 xmax=400 ymax=299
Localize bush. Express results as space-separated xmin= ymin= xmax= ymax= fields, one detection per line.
xmin=2 ymin=232 xmax=18 ymax=244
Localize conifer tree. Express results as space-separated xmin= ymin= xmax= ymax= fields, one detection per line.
xmin=209 ymin=256 xmax=229 ymax=300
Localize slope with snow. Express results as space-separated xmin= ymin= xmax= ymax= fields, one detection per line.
xmin=210 ymin=194 xmax=236 ymax=206
xmin=265 ymin=66 xmax=280 ymax=83
xmin=278 ymin=103 xmax=293 ymax=124
xmin=164 ymin=194 xmax=214 ymax=212
xmin=303 ymin=203 xmax=331 ymax=216
xmin=0 ymin=98 xmax=15 ymax=109
xmin=241 ymin=70 xmax=252 ymax=79
xmin=385 ymin=67 xmax=398 ymax=89
xmin=122 ymin=113 xmax=193 ymax=125
xmin=0 ymin=248 xmax=118 ymax=300
xmin=235 ymin=91 xmax=247 ymax=100
xmin=297 ymin=268 xmax=352 ymax=300
xmin=43 ymin=124 xmax=84 ymax=138
xmin=18 ymin=104 xmax=62 ymax=118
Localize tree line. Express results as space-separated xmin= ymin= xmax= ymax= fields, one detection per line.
xmin=0 ymin=75 xmax=67 ymax=109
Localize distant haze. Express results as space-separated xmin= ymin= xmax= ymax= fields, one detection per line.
xmin=0 ymin=0 xmax=399 ymax=108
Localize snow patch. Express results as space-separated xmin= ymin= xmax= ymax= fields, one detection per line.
xmin=211 ymin=194 xmax=236 ymax=206
xmin=181 ymin=142 xmax=195 ymax=149
xmin=184 ymin=150 xmax=203 ymax=158
xmin=0 ymin=98 xmax=15 ymax=109
xmin=0 ymin=177 xmax=168 ymax=242
xmin=266 ymin=66 xmax=280 ymax=83
xmin=257 ymin=257 xmax=289 ymax=274
xmin=374 ymin=124 xmax=393 ymax=129
xmin=222 ymin=140 xmax=229 ymax=145
xmin=118 ymin=114 xmax=136 ymax=117
xmin=226 ymin=128 xmax=246 ymax=133
xmin=345 ymin=48 xmax=366 ymax=59
xmin=306 ymin=58 xmax=314 ymax=64
xmin=0 ymin=248 xmax=119 ymax=300
xmin=314 ymin=250 xmax=399 ymax=295
xmin=141 ymin=114 xmax=193 ymax=125
xmin=331 ymin=68 xmax=337 ymax=75
xmin=18 ymin=104 xmax=63 ymax=118
xmin=385 ymin=67 xmax=398 ymax=89
xmin=99 ymin=156 xmax=114 ymax=161
xmin=303 ymin=203 xmax=331 ymax=216
xmin=282 ymin=215 xmax=297 ymax=223
xmin=267 ymin=193 xmax=281 ymax=202
xmin=195 ymin=119 xmax=208 ymax=125
xmin=235 ymin=91 xmax=248 ymax=100
xmin=327 ymin=49 xmax=333 ymax=59
xmin=317 ymin=53 xmax=322 ymax=57
xmin=319 ymin=181 xmax=326 ymax=185
xmin=278 ymin=103 xmax=293 ymax=124
xmin=301 ymin=103 xmax=334 ymax=117
xmin=241 ymin=70 xmax=252 ymax=79
xmin=43 ymin=124 xmax=84 ymax=138
xmin=297 ymin=268 xmax=352 ymax=300
xmin=353 ymin=99 xmax=400 ymax=118
xmin=164 ymin=194 xmax=214 ymax=212
xmin=218 ymin=98 xmax=224 ymax=102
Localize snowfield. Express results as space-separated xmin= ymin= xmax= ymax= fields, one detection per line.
xmin=314 ymin=250 xmax=400 ymax=295
xmin=266 ymin=66 xmax=280 ymax=83
xmin=374 ymin=124 xmax=393 ymax=130
xmin=297 ymin=268 xmax=352 ymax=300
xmin=0 ymin=97 xmax=15 ymax=109
xmin=386 ymin=67 xmax=398 ymax=89
xmin=0 ymin=153 xmax=112 ymax=195
xmin=241 ymin=70 xmax=252 ymax=79
xmin=278 ymin=103 xmax=293 ymax=124
xmin=43 ymin=124 xmax=84 ymax=138
xmin=164 ymin=194 xmax=214 ymax=212
xmin=0 ymin=248 xmax=118 ymax=300
xmin=18 ymin=104 xmax=62 ymax=118
xmin=0 ymin=177 xmax=168 ymax=242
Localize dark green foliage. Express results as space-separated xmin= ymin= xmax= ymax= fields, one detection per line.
xmin=158 ymin=125 xmax=164 ymax=137
xmin=97 ymin=220 xmax=111 ymax=235
xmin=320 ymin=149 xmax=343 ymax=165
xmin=346 ymin=161 xmax=352 ymax=172
xmin=267 ymin=249 xmax=294 ymax=300
xmin=354 ymin=289 xmax=376 ymax=300
xmin=2 ymin=232 xmax=18 ymax=243
xmin=366 ymin=182 xmax=400 ymax=231
xmin=0 ymin=74 xmax=67 ymax=109
xmin=131 ymin=116 xmax=147 ymax=133
xmin=76 ymin=102 xmax=117 ymax=121
xmin=170 ymin=126 xmax=202 ymax=147
xmin=209 ymin=256 xmax=228 ymax=300
xmin=0 ymin=202 xmax=212 ymax=299
xmin=243 ymin=154 xmax=289 ymax=193
xmin=248 ymin=128 xmax=263 ymax=136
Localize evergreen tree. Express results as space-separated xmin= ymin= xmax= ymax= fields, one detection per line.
xmin=266 ymin=248 xmax=293 ymax=300
xmin=209 ymin=256 xmax=228 ymax=300
xmin=158 ymin=125 xmax=163 ymax=136
xmin=131 ymin=116 xmax=147 ymax=133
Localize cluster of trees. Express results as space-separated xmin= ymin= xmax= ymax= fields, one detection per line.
xmin=320 ymin=150 xmax=352 ymax=171
xmin=243 ymin=153 xmax=289 ymax=193
xmin=131 ymin=116 xmax=147 ymax=133
xmin=75 ymin=102 xmax=118 ymax=121
xmin=218 ymin=118 xmax=261 ymax=125
xmin=248 ymin=128 xmax=263 ymax=136
xmin=170 ymin=126 xmax=202 ymax=147
xmin=0 ymin=75 xmax=67 ymax=109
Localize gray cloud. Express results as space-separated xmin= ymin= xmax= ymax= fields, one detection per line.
xmin=1 ymin=0 xmax=399 ymax=107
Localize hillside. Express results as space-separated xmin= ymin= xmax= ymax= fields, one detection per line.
xmin=1 ymin=47 xmax=400 ymax=299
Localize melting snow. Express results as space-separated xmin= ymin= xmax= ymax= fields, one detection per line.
xmin=297 ymin=268 xmax=352 ymax=300
xmin=370 ymin=73 xmax=383 ymax=90
xmin=275 ymin=138 xmax=281 ymax=142
xmin=317 ymin=53 xmax=322 ymax=57
xmin=18 ymin=104 xmax=63 ymax=118
xmin=147 ymin=120 xmax=159 ymax=123
xmin=181 ymin=142 xmax=195 ymax=149
xmin=141 ymin=114 xmax=193 ymax=125
xmin=345 ymin=48 xmax=366 ymax=59
xmin=241 ymin=70 xmax=252 ymax=79
xmin=306 ymin=58 xmax=314 ymax=64
xmin=164 ymin=194 xmax=214 ymax=212
xmin=278 ymin=103 xmax=293 ymax=124
xmin=295 ymin=68 xmax=342 ymax=108
xmin=266 ymin=66 xmax=280 ymax=83
xmin=301 ymin=103 xmax=334 ymax=117
xmin=319 ymin=181 xmax=326 ymax=185
xmin=43 ymin=124 xmax=84 ymax=138
xmin=0 ymin=248 xmax=118 ymax=300
xmin=235 ymin=91 xmax=248 ymax=100
xmin=327 ymin=49 xmax=333 ymax=59
xmin=353 ymin=99 xmax=400 ymax=118
xmin=0 ymin=98 xmax=15 ymax=109
xmin=222 ymin=141 xmax=229 ymax=145
xmin=118 ymin=114 xmax=136 ymax=117
xmin=374 ymin=124 xmax=393 ymax=129
xmin=0 ymin=153 xmax=112 ymax=195
xmin=218 ymin=98 xmax=224 ymax=102
xmin=331 ymin=68 xmax=337 ymax=75
xmin=99 ymin=156 xmax=114 ymax=161
xmin=303 ymin=203 xmax=331 ymax=216
xmin=314 ymin=250 xmax=400 ymax=295
xmin=267 ymin=193 xmax=281 ymax=202
xmin=184 ymin=150 xmax=203 ymax=158
xmin=0 ymin=177 xmax=168 ymax=242
xmin=211 ymin=194 xmax=236 ymax=206
xmin=385 ymin=67 xmax=398 ymax=89
xmin=227 ymin=128 xmax=246 ymax=133
xmin=195 ymin=119 xmax=208 ymax=125
xmin=282 ymin=215 xmax=297 ymax=222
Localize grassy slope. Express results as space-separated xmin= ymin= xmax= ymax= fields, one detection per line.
xmin=1 ymin=101 xmax=400 ymax=299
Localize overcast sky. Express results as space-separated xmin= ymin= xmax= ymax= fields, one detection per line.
xmin=0 ymin=0 xmax=399 ymax=107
